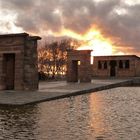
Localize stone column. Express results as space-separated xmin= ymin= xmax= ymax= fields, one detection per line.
xmin=24 ymin=39 xmax=39 ymax=90
xmin=14 ymin=53 xmax=24 ymax=90
xmin=0 ymin=54 xmax=5 ymax=90
xmin=79 ymin=54 xmax=92 ymax=82
xmin=122 ymin=60 xmax=125 ymax=69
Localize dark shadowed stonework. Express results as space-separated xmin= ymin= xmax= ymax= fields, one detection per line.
xmin=67 ymin=50 xmax=140 ymax=82
xmin=67 ymin=50 xmax=92 ymax=82
xmin=92 ymin=55 xmax=140 ymax=78
xmin=0 ymin=33 xmax=41 ymax=90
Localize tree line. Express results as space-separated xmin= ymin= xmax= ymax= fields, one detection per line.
xmin=38 ymin=39 xmax=79 ymax=80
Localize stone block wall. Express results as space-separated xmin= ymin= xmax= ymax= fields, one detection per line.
xmin=67 ymin=50 xmax=140 ymax=82
xmin=67 ymin=50 xmax=92 ymax=82
xmin=135 ymin=58 xmax=140 ymax=76
xmin=24 ymin=36 xmax=39 ymax=90
xmin=92 ymin=55 xmax=140 ymax=78
xmin=0 ymin=33 xmax=41 ymax=90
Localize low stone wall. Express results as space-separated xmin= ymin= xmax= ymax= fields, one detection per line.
xmin=131 ymin=78 xmax=140 ymax=86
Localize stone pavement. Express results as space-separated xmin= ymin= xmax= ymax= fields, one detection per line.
xmin=0 ymin=78 xmax=139 ymax=106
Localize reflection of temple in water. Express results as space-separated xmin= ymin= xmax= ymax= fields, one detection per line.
xmin=67 ymin=50 xmax=140 ymax=82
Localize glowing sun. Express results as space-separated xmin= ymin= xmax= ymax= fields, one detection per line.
xmin=57 ymin=26 xmax=116 ymax=56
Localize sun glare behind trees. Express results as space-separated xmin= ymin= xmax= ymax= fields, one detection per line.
xmin=38 ymin=39 xmax=77 ymax=80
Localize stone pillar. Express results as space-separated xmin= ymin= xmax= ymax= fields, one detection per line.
xmin=122 ymin=60 xmax=125 ymax=68
xmin=24 ymin=38 xmax=39 ymax=90
xmin=67 ymin=60 xmax=78 ymax=82
xmin=0 ymin=33 xmax=41 ymax=91
xmin=67 ymin=50 xmax=92 ymax=83
xmin=15 ymin=53 xmax=24 ymax=90
xmin=79 ymin=55 xmax=92 ymax=82
xmin=0 ymin=54 xmax=5 ymax=90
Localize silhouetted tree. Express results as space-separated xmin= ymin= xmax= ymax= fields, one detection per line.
xmin=38 ymin=39 xmax=78 ymax=80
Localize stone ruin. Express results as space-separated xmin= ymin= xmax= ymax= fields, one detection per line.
xmin=67 ymin=50 xmax=92 ymax=82
xmin=67 ymin=50 xmax=140 ymax=81
xmin=0 ymin=33 xmax=41 ymax=90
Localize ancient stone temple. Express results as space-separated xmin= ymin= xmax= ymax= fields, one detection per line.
xmin=67 ymin=50 xmax=92 ymax=82
xmin=0 ymin=33 xmax=41 ymax=90
xmin=67 ymin=50 xmax=140 ymax=82
xmin=92 ymin=55 xmax=140 ymax=78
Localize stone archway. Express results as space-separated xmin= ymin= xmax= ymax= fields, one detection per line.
xmin=0 ymin=33 xmax=41 ymax=90
xmin=67 ymin=50 xmax=92 ymax=82
xmin=3 ymin=53 xmax=15 ymax=90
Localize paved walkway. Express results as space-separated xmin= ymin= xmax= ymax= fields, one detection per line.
xmin=0 ymin=78 xmax=139 ymax=105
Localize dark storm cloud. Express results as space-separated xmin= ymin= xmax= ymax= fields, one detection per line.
xmin=0 ymin=0 xmax=140 ymax=53
xmin=0 ymin=0 xmax=35 ymax=10
xmin=99 ymin=2 xmax=140 ymax=51
xmin=0 ymin=0 xmax=121 ymax=33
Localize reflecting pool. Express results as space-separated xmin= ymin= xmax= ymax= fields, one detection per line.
xmin=0 ymin=87 xmax=139 ymax=140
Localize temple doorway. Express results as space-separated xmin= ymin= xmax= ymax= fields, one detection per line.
xmin=3 ymin=54 xmax=15 ymax=90
xmin=110 ymin=60 xmax=116 ymax=77
xmin=71 ymin=60 xmax=79 ymax=82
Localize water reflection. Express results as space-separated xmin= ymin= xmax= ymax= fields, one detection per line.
xmin=89 ymin=93 xmax=111 ymax=139
xmin=37 ymin=96 xmax=93 ymax=140
xmin=0 ymin=87 xmax=139 ymax=140
xmin=0 ymin=105 xmax=39 ymax=140
xmin=89 ymin=87 xmax=140 ymax=139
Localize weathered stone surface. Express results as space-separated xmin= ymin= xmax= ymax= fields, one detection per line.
xmin=0 ymin=78 xmax=138 ymax=105
xmin=0 ymin=33 xmax=41 ymax=90
xmin=67 ymin=50 xmax=92 ymax=82
xmin=92 ymin=55 xmax=140 ymax=78
xmin=67 ymin=51 xmax=140 ymax=81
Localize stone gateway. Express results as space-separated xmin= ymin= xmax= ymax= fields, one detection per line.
xmin=67 ymin=50 xmax=140 ymax=82
xmin=92 ymin=55 xmax=140 ymax=78
xmin=0 ymin=33 xmax=41 ymax=90
xmin=67 ymin=50 xmax=92 ymax=82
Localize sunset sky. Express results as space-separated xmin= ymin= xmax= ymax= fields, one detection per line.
xmin=0 ymin=0 xmax=140 ymax=56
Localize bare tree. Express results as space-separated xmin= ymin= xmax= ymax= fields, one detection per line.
xmin=38 ymin=39 xmax=78 ymax=80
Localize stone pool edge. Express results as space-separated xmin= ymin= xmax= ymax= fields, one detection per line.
xmin=0 ymin=78 xmax=139 ymax=106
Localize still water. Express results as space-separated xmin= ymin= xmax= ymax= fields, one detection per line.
xmin=0 ymin=87 xmax=139 ymax=140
